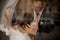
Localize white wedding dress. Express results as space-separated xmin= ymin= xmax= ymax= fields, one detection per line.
xmin=0 ymin=24 xmax=31 ymax=40
xmin=8 ymin=27 xmax=31 ymax=40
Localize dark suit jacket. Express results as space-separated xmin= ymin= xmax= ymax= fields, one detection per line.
xmin=38 ymin=7 xmax=55 ymax=33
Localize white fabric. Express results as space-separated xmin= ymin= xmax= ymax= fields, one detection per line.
xmin=1 ymin=0 xmax=18 ymax=25
xmin=0 ymin=24 xmax=5 ymax=31
xmin=38 ymin=8 xmax=44 ymax=22
xmin=0 ymin=24 xmax=31 ymax=40
xmin=9 ymin=28 xmax=31 ymax=40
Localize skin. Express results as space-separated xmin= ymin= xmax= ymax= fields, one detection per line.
xmin=4 ymin=8 xmax=38 ymax=36
xmin=33 ymin=1 xmax=44 ymax=13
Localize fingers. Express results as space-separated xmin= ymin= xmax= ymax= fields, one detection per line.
xmin=26 ymin=24 xmax=32 ymax=28
xmin=25 ymin=26 xmax=32 ymax=33
xmin=24 ymin=24 xmax=37 ymax=35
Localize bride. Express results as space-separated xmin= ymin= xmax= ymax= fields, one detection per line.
xmin=7 ymin=12 xmax=37 ymax=40
xmin=3 ymin=11 xmax=38 ymax=40
xmin=0 ymin=0 xmax=38 ymax=40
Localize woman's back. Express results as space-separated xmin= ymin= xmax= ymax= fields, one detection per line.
xmin=9 ymin=27 xmax=31 ymax=40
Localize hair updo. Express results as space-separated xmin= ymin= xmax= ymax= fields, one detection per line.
xmin=12 ymin=12 xmax=34 ymax=27
xmin=12 ymin=0 xmax=34 ymax=27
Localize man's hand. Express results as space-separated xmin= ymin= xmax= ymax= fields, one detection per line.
xmin=25 ymin=24 xmax=37 ymax=36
